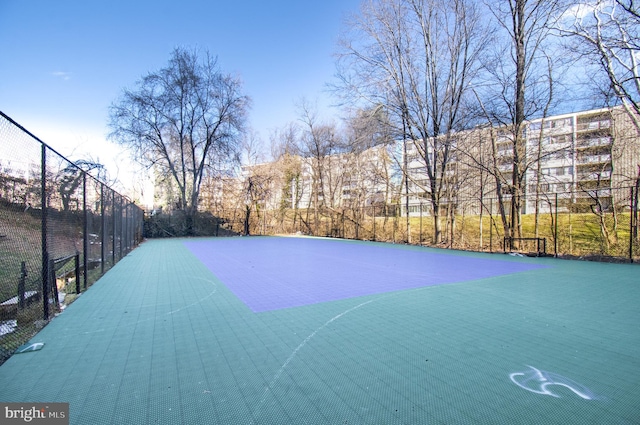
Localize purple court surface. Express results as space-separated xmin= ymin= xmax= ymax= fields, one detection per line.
xmin=184 ymin=236 xmax=548 ymax=312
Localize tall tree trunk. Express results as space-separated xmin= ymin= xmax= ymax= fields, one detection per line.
xmin=511 ymin=0 xmax=527 ymax=240
xmin=244 ymin=204 xmax=251 ymax=236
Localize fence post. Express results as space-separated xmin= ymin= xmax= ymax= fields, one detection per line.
xmin=634 ymin=178 xmax=639 ymax=242
xmin=479 ymin=199 xmax=484 ymax=252
xmin=630 ymin=186 xmax=634 ymax=263
xmin=129 ymin=204 xmax=132 ymax=249
xmin=49 ymin=258 xmax=59 ymax=310
xmin=83 ymin=173 xmax=88 ymax=290
xmin=75 ymin=252 xmax=80 ymax=294
xmin=489 ymin=198 xmax=493 ymax=253
xmin=373 ymin=205 xmax=376 ymax=241
xmin=125 ymin=202 xmax=130 ymax=254
xmin=101 ymin=183 xmax=105 ymax=274
xmin=555 ymin=193 xmax=559 ymax=258
xmin=41 ymin=144 xmax=50 ymax=321
xmin=130 ymin=204 xmax=134 ymax=250
xmin=119 ymin=196 xmax=123 ymax=260
xmin=393 ymin=205 xmax=396 ymax=244
xmin=18 ymin=261 xmax=26 ymax=309
xmin=112 ymin=191 xmax=116 ymax=265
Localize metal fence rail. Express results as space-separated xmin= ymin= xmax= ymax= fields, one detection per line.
xmin=0 ymin=111 xmax=144 ymax=365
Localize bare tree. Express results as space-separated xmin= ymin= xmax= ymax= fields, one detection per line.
xmin=341 ymin=107 xmax=395 ymax=236
xmin=240 ymin=130 xmax=268 ymax=235
xmin=344 ymin=105 xmax=394 ymax=152
xmin=295 ymin=100 xmax=346 ymax=235
xmin=558 ymin=0 xmax=640 ymax=129
xmin=477 ymin=0 xmax=566 ymax=240
xmin=241 ymin=166 xmax=274 ymax=236
xmin=336 ymin=0 xmax=489 ymax=243
xmin=109 ymin=47 xmax=249 ymax=234
xmin=557 ymin=0 xmax=640 ymax=251
xmin=269 ymin=124 xmax=306 ymax=231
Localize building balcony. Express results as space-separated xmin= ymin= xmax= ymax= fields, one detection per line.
xmin=576 ymin=120 xmax=611 ymax=132
xmin=526 ymin=126 xmax=573 ymax=138
xmin=537 ymin=156 xmax=573 ymax=167
xmin=577 ymin=170 xmax=611 ymax=180
xmin=576 ymin=154 xmax=611 ymax=165
xmin=577 ymin=137 xmax=611 ymax=148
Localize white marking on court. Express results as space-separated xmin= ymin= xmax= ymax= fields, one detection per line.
xmin=78 ymin=275 xmax=217 ymax=335
xmin=166 ymin=276 xmax=218 ymax=315
xmin=250 ymin=298 xmax=376 ymax=424
xmin=510 ymin=365 xmax=598 ymax=400
xmin=249 ymin=283 xmax=448 ymax=423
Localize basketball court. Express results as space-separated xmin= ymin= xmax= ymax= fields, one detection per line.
xmin=0 ymin=236 xmax=638 ymax=424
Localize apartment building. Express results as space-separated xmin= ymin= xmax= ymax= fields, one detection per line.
xmin=223 ymin=106 xmax=638 ymax=220
xmin=240 ymin=143 xmax=397 ymax=214
xmin=525 ymin=107 xmax=638 ymax=212
xmin=401 ymin=106 xmax=639 ymax=217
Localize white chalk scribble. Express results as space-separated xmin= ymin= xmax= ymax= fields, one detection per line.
xmin=510 ymin=365 xmax=598 ymax=400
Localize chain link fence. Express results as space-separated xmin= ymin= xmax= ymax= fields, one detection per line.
xmin=143 ymin=210 xmax=238 ymax=238
xmin=220 ymin=185 xmax=639 ymax=262
xmin=0 ymin=111 xmax=143 ymax=365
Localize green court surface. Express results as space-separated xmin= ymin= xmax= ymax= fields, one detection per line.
xmin=0 ymin=237 xmax=638 ymax=424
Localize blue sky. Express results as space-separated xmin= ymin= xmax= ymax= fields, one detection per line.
xmin=0 ymin=0 xmax=360 ymax=191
